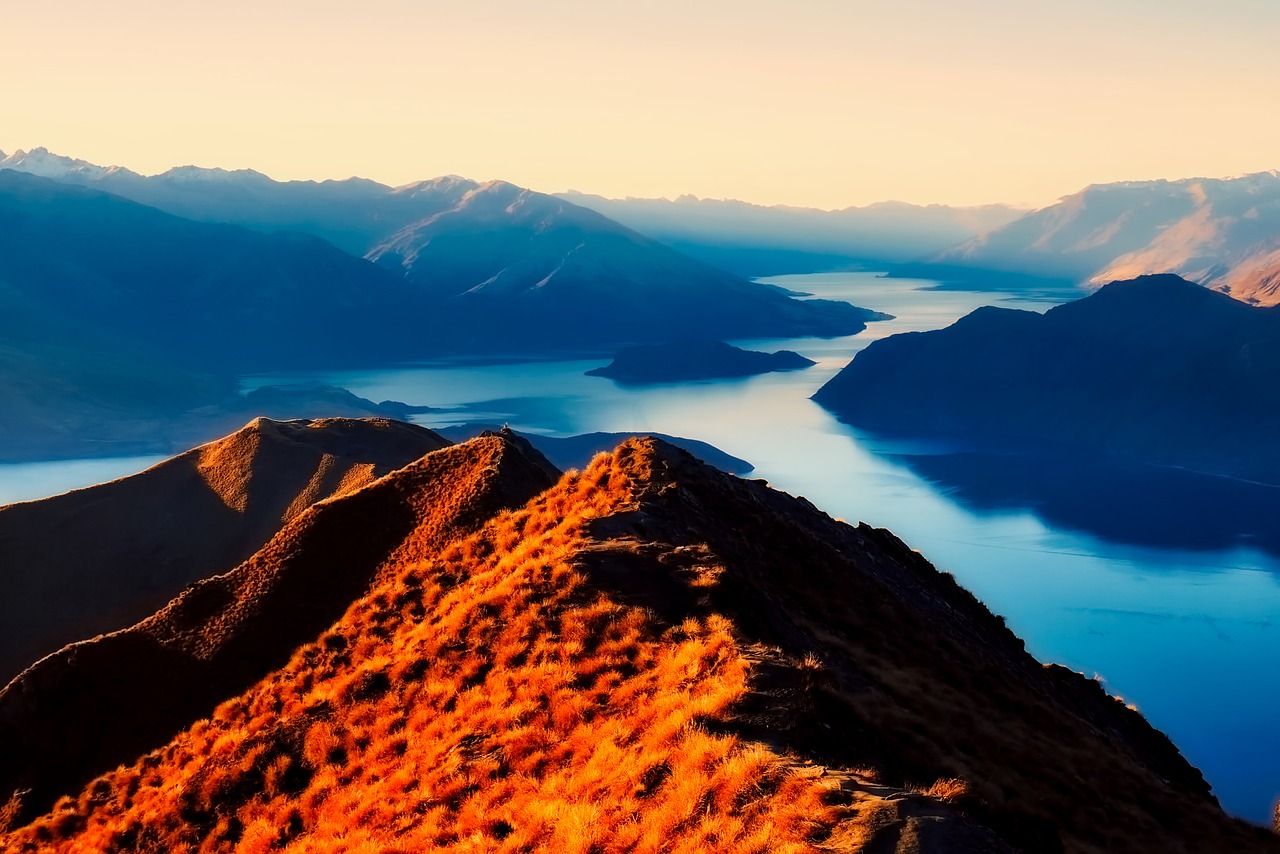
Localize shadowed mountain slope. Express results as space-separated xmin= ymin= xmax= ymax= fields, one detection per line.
xmin=813 ymin=275 xmax=1280 ymax=483
xmin=0 ymin=417 xmax=449 ymax=685
xmin=0 ymin=171 xmax=427 ymax=372
xmin=0 ymin=158 xmax=882 ymax=376
xmin=0 ymin=436 xmax=1272 ymax=851
xmin=367 ymin=181 xmax=883 ymax=347
xmin=0 ymin=147 xmax=478 ymax=256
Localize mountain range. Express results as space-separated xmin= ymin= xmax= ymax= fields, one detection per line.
xmin=0 ymin=148 xmax=1026 ymax=277
xmin=0 ymin=152 xmax=876 ymax=350
xmin=560 ymin=190 xmax=1025 ymax=275
xmin=813 ymin=274 xmax=1280 ymax=484
xmin=0 ymin=150 xmax=881 ymax=460
xmin=14 ymin=148 xmax=1280 ymax=309
xmin=1 ymin=426 xmax=1273 ymax=851
xmin=926 ymin=171 xmax=1280 ymax=303
xmin=364 ymin=180 xmax=876 ymax=347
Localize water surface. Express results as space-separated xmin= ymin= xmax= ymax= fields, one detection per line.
xmin=0 ymin=455 xmax=166 ymax=506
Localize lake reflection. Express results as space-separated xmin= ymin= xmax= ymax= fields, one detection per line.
xmin=879 ymin=443 xmax=1280 ymax=556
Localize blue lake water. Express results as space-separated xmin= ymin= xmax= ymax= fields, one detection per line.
xmin=5 ymin=271 xmax=1278 ymax=822
xmin=0 ymin=454 xmax=167 ymax=506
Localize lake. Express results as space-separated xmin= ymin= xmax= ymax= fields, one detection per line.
xmin=6 ymin=271 xmax=1278 ymax=822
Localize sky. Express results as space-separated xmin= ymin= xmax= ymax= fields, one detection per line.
xmin=3 ymin=0 xmax=1279 ymax=209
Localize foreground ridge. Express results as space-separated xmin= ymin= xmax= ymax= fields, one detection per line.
xmin=0 ymin=431 xmax=558 ymax=830
xmin=0 ymin=436 xmax=1273 ymax=852
xmin=0 ymin=417 xmax=449 ymax=685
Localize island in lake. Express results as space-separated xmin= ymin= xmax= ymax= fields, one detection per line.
xmin=586 ymin=339 xmax=818 ymax=383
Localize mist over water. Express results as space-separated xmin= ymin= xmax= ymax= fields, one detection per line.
xmin=7 ymin=272 xmax=1279 ymax=822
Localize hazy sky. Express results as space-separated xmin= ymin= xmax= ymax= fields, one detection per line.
xmin=3 ymin=0 xmax=1278 ymax=208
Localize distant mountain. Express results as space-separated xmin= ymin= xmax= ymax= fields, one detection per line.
xmin=0 ymin=161 xmax=882 ymax=458
xmin=1 ymin=435 xmax=1270 ymax=851
xmin=1091 ymin=173 xmax=1280 ymax=304
xmin=365 ymin=180 xmax=881 ymax=346
xmin=814 ymin=275 xmax=1280 ymax=483
xmin=929 ymin=172 xmax=1280 ymax=303
xmin=0 ymin=417 xmax=447 ymax=685
xmin=584 ymin=340 xmax=816 ymax=383
xmin=0 ymin=170 xmax=425 ymax=371
xmin=0 ymin=169 xmax=448 ymax=459
xmin=0 ymin=150 xmax=881 ymax=348
xmin=0 ymin=149 xmax=1024 ymax=277
xmin=561 ymin=190 xmax=1025 ymax=275
xmin=0 ymin=147 xmax=479 ymax=256
xmin=0 ymin=365 xmax=433 ymax=463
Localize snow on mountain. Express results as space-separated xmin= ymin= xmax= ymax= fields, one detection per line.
xmin=155 ymin=164 xmax=273 ymax=184
xmin=0 ymin=147 xmax=130 ymax=181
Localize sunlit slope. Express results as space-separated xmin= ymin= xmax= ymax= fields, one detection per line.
xmin=932 ymin=171 xmax=1280 ymax=305
xmin=0 ymin=437 xmax=1272 ymax=852
xmin=0 ymin=417 xmax=449 ymax=685
xmin=0 ymin=433 xmax=558 ymax=832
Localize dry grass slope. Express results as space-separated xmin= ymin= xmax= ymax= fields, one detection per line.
xmin=0 ymin=417 xmax=448 ymax=685
xmin=0 ymin=441 xmax=856 ymax=853
xmin=0 ymin=436 xmax=1274 ymax=853
xmin=0 ymin=432 xmax=555 ymax=831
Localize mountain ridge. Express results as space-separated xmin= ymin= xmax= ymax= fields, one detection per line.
xmin=0 ymin=417 xmax=449 ymax=685
xmin=0 ymin=431 xmax=1272 ymax=851
xmin=0 ymin=430 xmax=559 ymax=831
xmin=0 ymin=154 xmax=879 ymax=348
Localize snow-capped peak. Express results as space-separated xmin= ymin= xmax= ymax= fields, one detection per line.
xmin=158 ymin=164 xmax=272 ymax=184
xmin=0 ymin=147 xmax=117 ymax=181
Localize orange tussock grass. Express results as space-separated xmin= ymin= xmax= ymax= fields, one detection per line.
xmin=2 ymin=451 xmax=850 ymax=853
